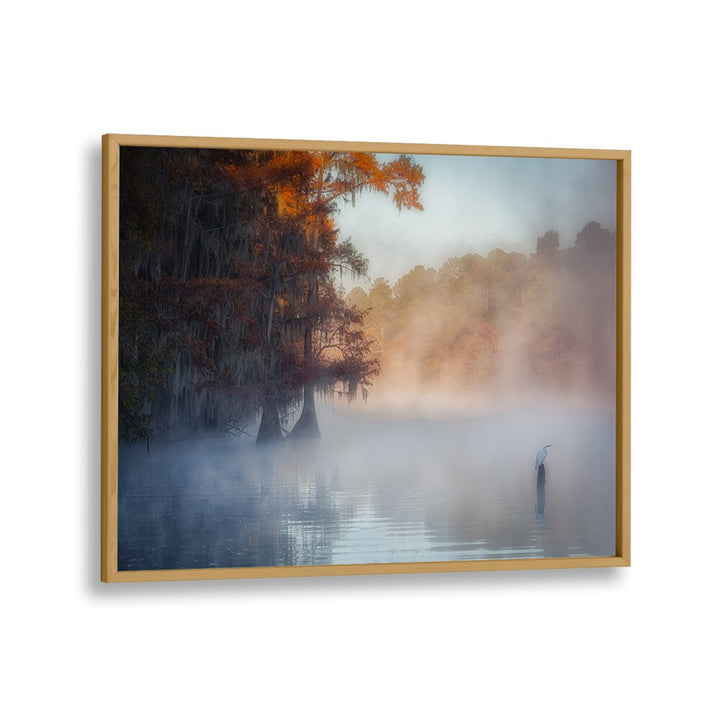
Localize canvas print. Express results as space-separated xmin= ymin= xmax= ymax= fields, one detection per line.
xmin=115 ymin=142 xmax=619 ymax=572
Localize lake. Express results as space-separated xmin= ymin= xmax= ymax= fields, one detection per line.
xmin=118 ymin=405 xmax=616 ymax=570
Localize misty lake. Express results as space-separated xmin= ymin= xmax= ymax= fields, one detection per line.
xmin=118 ymin=405 xmax=615 ymax=570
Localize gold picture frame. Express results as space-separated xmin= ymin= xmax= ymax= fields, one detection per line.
xmin=102 ymin=134 xmax=630 ymax=582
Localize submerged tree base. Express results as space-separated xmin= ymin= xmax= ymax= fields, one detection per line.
xmin=289 ymin=384 xmax=321 ymax=440
xmin=256 ymin=400 xmax=284 ymax=444
xmin=289 ymin=412 xmax=321 ymax=440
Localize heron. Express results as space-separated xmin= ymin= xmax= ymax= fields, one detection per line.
xmin=535 ymin=444 xmax=552 ymax=470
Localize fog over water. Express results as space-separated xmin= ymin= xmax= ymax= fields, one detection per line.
xmin=118 ymin=401 xmax=615 ymax=570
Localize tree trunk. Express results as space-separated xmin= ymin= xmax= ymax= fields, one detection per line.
xmin=257 ymin=396 xmax=283 ymax=444
xmin=256 ymin=271 xmax=284 ymax=444
xmin=288 ymin=157 xmax=327 ymax=441
xmin=290 ymin=323 xmax=321 ymax=439
xmin=290 ymin=380 xmax=321 ymax=440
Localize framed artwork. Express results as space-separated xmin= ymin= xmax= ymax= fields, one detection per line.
xmin=102 ymin=135 xmax=630 ymax=582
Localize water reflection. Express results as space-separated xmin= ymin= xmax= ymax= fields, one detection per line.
xmin=118 ymin=408 xmax=616 ymax=570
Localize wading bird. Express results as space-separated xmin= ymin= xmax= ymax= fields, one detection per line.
xmin=535 ymin=444 xmax=552 ymax=470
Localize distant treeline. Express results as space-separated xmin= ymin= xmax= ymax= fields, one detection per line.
xmin=347 ymin=224 xmax=616 ymax=401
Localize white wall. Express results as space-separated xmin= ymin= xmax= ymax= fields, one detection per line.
xmin=4 ymin=2 xmax=718 ymax=718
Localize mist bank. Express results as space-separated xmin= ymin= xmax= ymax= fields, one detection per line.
xmin=346 ymin=223 xmax=616 ymax=413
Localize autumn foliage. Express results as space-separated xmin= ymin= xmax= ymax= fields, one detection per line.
xmin=118 ymin=146 xmax=425 ymax=443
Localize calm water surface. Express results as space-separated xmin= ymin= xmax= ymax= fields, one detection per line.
xmin=118 ymin=407 xmax=615 ymax=570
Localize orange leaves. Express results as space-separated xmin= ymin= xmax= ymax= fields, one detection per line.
xmin=276 ymin=186 xmax=301 ymax=218
xmin=384 ymin=154 xmax=425 ymax=211
xmin=222 ymin=151 xmax=314 ymax=224
xmin=308 ymin=151 xmax=425 ymax=215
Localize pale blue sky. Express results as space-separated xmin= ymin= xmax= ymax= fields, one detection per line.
xmin=335 ymin=153 xmax=617 ymax=285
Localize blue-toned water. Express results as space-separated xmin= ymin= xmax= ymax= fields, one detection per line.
xmin=118 ymin=406 xmax=615 ymax=570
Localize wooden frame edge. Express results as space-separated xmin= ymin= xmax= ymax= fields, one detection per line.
xmin=616 ymin=151 xmax=631 ymax=566
xmin=106 ymin=556 xmax=628 ymax=584
xmin=101 ymin=135 xmax=120 ymax=582
xmin=104 ymin=133 xmax=627 ymax=160
xmin=101 ymin=135 xmax=631 ymax=583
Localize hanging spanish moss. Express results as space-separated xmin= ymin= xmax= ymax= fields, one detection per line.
xmin=119 ymin=147 xmax=420 ymax=444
